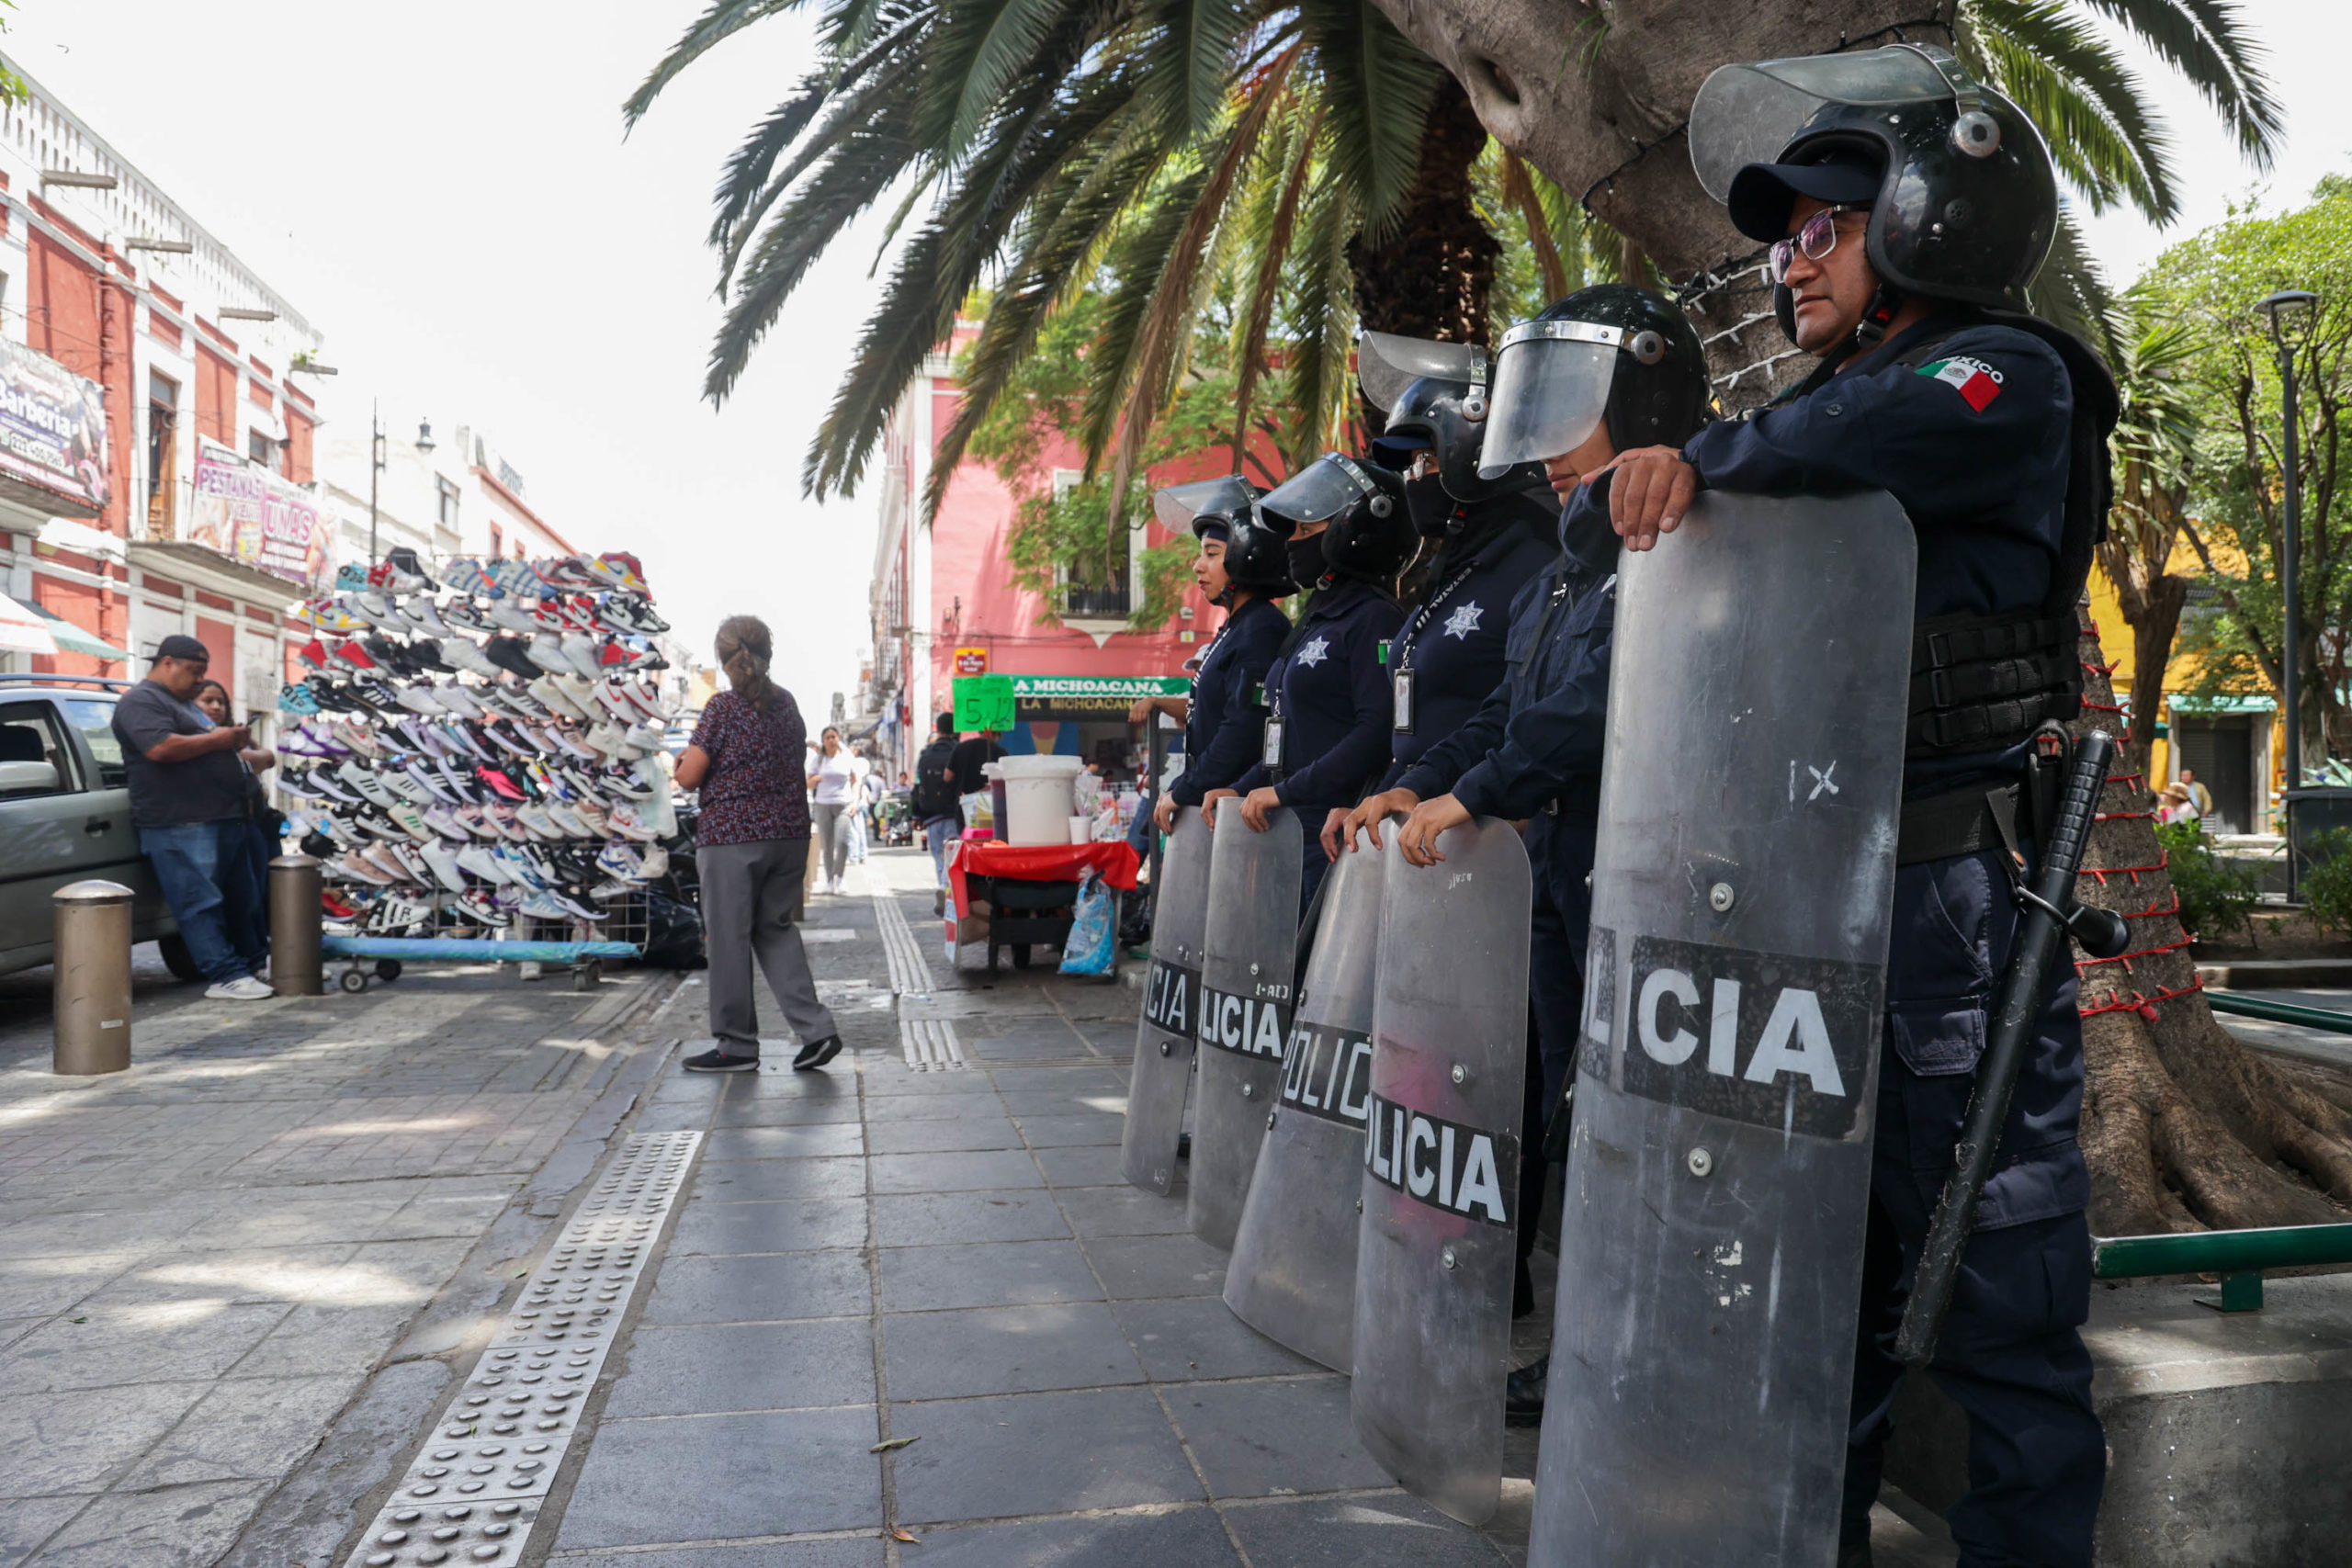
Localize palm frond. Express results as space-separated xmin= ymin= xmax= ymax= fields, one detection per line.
xmin=1968 ymin=0 xmax=2174 ymax=219
xmin=1295 ymin=0 xmax=1440 ymax=238
xmin=1231 ymin=94 xmax=1324 ymax=469
xmin=624 ymin=0 xmax=807 ymax=130
xmin=1500 ymin=150 xmax=1569 ymax=304
xmin=1136 ymin=0 xmax=1257 ymax=136
xmin=935 ymin=0 xmax=1090 ymax=158
xmin=1278 ymin=170 xmax=1357 ymax=467
xmin=2067 ymin=0 xmax=2281 ymax=168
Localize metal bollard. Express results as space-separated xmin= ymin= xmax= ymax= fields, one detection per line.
xmin=269 ymin=853 xmax=323 ymax=997
xmin=52 ymin=879 xmax=133 ymax=1075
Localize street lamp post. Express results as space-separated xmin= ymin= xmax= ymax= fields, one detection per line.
xmin=2259 ymin=288 xmax=2319 ymax=897
xmin=367 ymin=400 xmax=387 ymax=569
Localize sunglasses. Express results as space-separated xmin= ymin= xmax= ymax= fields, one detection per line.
xmin=1769 ymin=205 xmax=1862 ymax=284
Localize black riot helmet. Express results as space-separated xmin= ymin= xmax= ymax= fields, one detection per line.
xmin=1690 ymin=43 xmax=2058 ymax=327
xmin=1155 ymin=475 xmax=1292 ymax=600
xmin=1356 ymin=332 xmax=1547 ymax=503
xmin=1476 ymin=285 xmax=1711 ymax=478
xmin=1258 ymin=453 xmax=1417 ymax=587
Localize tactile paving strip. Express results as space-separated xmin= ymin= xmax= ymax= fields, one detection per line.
xmin=343 ymin=1130 xmax=701 ymax=1568
xmin=875 ymin=888 xmax=966 ymax=1070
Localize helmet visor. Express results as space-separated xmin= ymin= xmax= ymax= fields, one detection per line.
xmin=1476 ymin=321 xmax=1621 ymax=478
xmin=1153 ymin=475 xmax=1258 ymax=533
xmin=1259 ymin=453 xmax=1380 ymax=526
xmin=1358 ymin=331 xmax=1485 ymax=414
xmin=1689 ymin=47 xmax=1956 ymax=201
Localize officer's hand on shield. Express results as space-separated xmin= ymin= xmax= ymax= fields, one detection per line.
xmin=1317 ymin=807 xmax=1351 ymax=862
xmin=1238 ymin=785 xmax=1284 ymax=833
xmin=1126 ymin=696 xmax=1156 ymax=726
xmin=1152 ymin=792 xmax=1180 ymax=834
xmin=1595 ymin=446 xmax=1699 ymax=551
xmin=1200 ymin=787 xmax=1239 ymax=826
xmin=1397 ymin=793 xmax=1472 ymax=866
xmin=1344 ymin=787 xmax=1420 ymax=850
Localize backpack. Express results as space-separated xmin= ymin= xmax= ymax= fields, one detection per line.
xmin=910 ymin=738 xmax=958 ymax=820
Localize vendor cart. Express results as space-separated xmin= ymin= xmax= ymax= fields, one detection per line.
xmin=946 ymin=840 xmax=1140 ymax=976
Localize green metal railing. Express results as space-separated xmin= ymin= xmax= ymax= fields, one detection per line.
xmin=2206 ymin=990 xmax=2352 ymax=1033
xmin=2092 ymin=1223 xmax=2352 ymax=1311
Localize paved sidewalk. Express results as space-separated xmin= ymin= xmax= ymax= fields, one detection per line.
xmin=0 ymin=956 xmax=679 ymax=1567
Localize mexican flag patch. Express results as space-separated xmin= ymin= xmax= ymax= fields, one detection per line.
xmin=1917 ymin=355 xmax=2004 ymax=412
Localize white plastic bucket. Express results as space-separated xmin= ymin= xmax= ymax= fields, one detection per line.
xmin=987 ymin=755 xmax=1086 ymax=846
xmin=1069 ymin=816 xmax=1091 ymax=845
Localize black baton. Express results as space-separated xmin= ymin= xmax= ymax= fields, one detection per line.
xmin=1894 ymin=729 xmax=2122 ymax=1367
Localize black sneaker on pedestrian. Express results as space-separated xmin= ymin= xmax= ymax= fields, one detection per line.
xmin=1503 ymin=1354 xmax=1548 ymax=1427
xmin=683 ymin=1047 xmax=759 ymax=1073
xmin=933 ymin=887 xmax=944 ymax=916
xmin=794 ymin=1034 xmax=843 ymax=1070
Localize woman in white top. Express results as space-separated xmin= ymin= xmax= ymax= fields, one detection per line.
xmin=807 ymin=726 xmax=859 ymax=895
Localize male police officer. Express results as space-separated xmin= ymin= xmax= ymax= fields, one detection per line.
xmin=1343 ymin=285 xmax=1712 ymax=1412
xmin=1603 ymin=45 xmax=2118 ymax=1568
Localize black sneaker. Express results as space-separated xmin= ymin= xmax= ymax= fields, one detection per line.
xmin=1503 ymin=1354 xmax=1548 ymax=1427
xmin=793 ymin=1035 xmax=842 ymax=1070
xmin=683 ymin=1047 xmax=759 ymax=1073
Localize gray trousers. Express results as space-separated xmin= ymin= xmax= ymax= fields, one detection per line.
xmin=699 ymin=837 xmax=838 ymax=1054
xmin=810 ymin=803 xmax=852 ymax=883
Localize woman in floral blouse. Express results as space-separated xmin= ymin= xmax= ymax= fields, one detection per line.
xmin=673 ymin=615 xmax=842 ymax=1072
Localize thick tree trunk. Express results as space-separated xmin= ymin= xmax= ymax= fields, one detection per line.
xmin=2125 ymin=575 xmax=2188 ymax=765
xmin=1347 ymin=73 xmax=1500 ymax=435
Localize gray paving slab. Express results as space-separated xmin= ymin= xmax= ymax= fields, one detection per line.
xmin=228 ymin=1301 xmax=423 ymax=1379
xmin=995 ymin=1075 xmax=1131 ymax=1115
xmin=667 ymin=1197 xmax=869 ymax=1257
xmin=0 ymin=1207 xmax=206 ymax=1258
xmin=77 ymin=1243 xmax=360 ymax=1307
xmin=0 ymin=1495 xmax=87 ymax=1565
xmin=117 ymin=1371 xmax=367 ymax=1488
xmin=1032 ymin=1145 xmax=1128 ymax=1188
xmin=1168 ymin=1375 xmax=1394 ymax=1497
xmin=865 ymin=1116 xmax=1024 ymax=1154
xmin=1081 ymin=1233 xmax=1231 ymax=1300
xmin=605 ymin=1318 xmax=876 ymax=1416
xmin=872 ymin=1191 xmax=1072 ymax=1247
xmin=0 ymin=1382 xmax=209 ymax=1497
xmin=168 ymin=1196 xmax=409 ymax=1250
xmin=548 ymin=1543 xmax=884 ymax=1568
xmin=24 ymin=1477 xmax=275 ymax=1567
xmin=644 ymin=1250 xmax=873 ymax=1325
xmin=906 ymin=1506 xmax=1243 ymax=1565
xmin=878 ymin=1239 xmax=1102 ymax=1314
xmin=1111 ymin=1296 xmax=1324 ymax=1382
xmin=1056 ymin=1184 xmax=1196 ymax=1238
xmin=1221 ymin=1491 xmax=1509 ymax=1564
xmin=703 ymin=1123 xmax=867 ymax=1161
xmin=708 ymin=1094 xmax=865 ymax=1129
xmin=867 ymin=1151 xmax=1044 ymax=1194
xmin=887 ymin=1387 xmax=1203 ymax=1524
xmin=1013 ymin=1111 xmax=1126 ymax=1147
xmin=693 ymin=1156 xmax=867 ymax=1201
xmin=376 ymin=1186 xmax=522 ymax=1240
xmin=861 ymin=1091 xmax=1009 ymax=1121
xmin=860 ymin=1066 xmax=1009 ymax=1098
xmin=554 ymin=1407 xmax=884 ymax=1549
xmin=0 ymin=1299 xmax=288 ymax=1394
xmin=886 ymin=1302 xmax=1143 ymax=1400
xmin=0 ymin=1252 xmax=137 ymax=1317
xmin=630 ymin=1100 xmax=716 ymax=1134
xmin=722 ymin=1070 xmax=864 ymax=1102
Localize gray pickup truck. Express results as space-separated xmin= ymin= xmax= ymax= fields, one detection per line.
xmin=0 ymin=674 xmax=190 ymax=979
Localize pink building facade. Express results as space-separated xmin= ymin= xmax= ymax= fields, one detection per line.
xmin=860 ymin=324 xmax=1237 ymax=784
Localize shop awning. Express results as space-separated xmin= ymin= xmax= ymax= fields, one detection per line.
xmin=25 ymin=601 xmax=130 ymax=660
xmin=0 ymin=593 xmax=57 ymax=655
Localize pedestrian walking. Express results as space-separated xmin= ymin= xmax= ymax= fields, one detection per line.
xmin=673 ymin=615 xmax=842 ymax=1073
xmin=910 ymin=713 xmax=962 ymax=914
xmin=110 ymin=636 xmax=272 ymax=1000
xmin=193 ymin=678 xmax=278 ymax=974
xmin=808 ymin=726 xmax=857 ymax=895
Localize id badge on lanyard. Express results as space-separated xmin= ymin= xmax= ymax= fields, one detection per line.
xmin=1261 ymin=716 xmax=1284 ymax=770
xmin=1391 ymin=668 xmax=1415 ymax=734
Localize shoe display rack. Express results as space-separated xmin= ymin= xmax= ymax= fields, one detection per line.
xmin=275 ymin=547 xmax=685 ymax=991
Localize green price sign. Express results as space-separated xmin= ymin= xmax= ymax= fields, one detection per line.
xmin=953 ymin=674 xmax=1016 ymax=732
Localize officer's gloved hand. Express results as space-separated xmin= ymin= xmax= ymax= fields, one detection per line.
xmin=1343 ymin=787 xmax=1420 ymax=852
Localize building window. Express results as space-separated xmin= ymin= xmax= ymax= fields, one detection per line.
xmin=436 ymin=475 xmax=460 ymax=530
xmin=247 ymin=429 xmax=279 ymax=473
xmin=147 ymin=371 xmax=179 ymax=539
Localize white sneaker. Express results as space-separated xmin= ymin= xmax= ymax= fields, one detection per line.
xmin=206 ymin=975 xmax=275 ymax=1001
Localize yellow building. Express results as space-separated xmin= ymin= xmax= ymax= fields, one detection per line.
xmin=2086 ymin=538 xmax=2280 ymax=835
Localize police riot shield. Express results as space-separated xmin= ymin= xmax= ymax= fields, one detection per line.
xmin=1528 ymin=491 xmax=1915 ymax=1565
xmin=1224 ymin=823 xmax=1385 ymax=1371
xmin=1187 ymin=799 xmax=1303 ymax=1249
xmin=1351 ymin=818 xmax=1532 ymax=1527
xmin=1122 ymin=807 xmax=1214 ymax=1196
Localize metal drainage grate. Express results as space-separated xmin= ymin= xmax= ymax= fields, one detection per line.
xmin=344 ymin=1129 xmax=702 ymax=1567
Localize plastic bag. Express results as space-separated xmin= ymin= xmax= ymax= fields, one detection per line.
xmin=1058 ymin=871 xmax=1116 ymax=976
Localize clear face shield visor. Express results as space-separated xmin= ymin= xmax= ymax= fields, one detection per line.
xmin=1357 ymin=331 xmax=1488 ymax=417
xmin=1687 ymin=45 xmax=1966 ymax=201
xmin=1153 ymin=475 xmax=1260 ymax=535
xmin=1475 ymin=321 xmax=1622 ymax=479
xmin=1259 ymin=453 xmax=1383 ymax=527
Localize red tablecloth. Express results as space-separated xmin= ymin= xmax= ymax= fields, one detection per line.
xmin=947 ymin=840 xmax=1140 ymax=920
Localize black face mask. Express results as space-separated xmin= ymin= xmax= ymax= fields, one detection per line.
xmin=1404 ymin=473 xmax=1461 ymax=538
xmin=1284 ymin=529 xmax=1328 ymax=587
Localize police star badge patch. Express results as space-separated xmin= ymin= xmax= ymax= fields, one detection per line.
xmin=1919 ymin=354 xmax=2005 ymax=412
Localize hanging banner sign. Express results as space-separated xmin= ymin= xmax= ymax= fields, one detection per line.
xmin=952 ymin=673 xmax=1017 ymax=731
xmin=188 ymin=436 xmax=331 ymax=587
xmin=0 ymin=338 xmax=108 ymax=518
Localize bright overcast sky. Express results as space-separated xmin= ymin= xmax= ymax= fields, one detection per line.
xmin=11 ymin=1 xmax=2348 ymax=715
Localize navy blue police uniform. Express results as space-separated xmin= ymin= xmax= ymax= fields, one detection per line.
xmin=1235 ymin=581 xmax=1406 ymax=913
xmin=1380 ymin=496 xmax=1560 ymax=792
xmin=1681 ymin=312 xmax=2104 ymax=1565
xmin=1170 ymin=597 xmax=1291 ymax=811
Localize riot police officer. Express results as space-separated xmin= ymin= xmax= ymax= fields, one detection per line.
xmin=1313 ymin=333 xmax=1559 ymax=861
xmin=1341 ymin=284 xmax=1713 ymax=1412
xmin=1204 ymin=455 xmax=1414 ymax=911
xmin=1135 ymin=478 xmax=1295 ymax=836
xmin=1605 ymin=45 xmax=2118 ymax=1568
